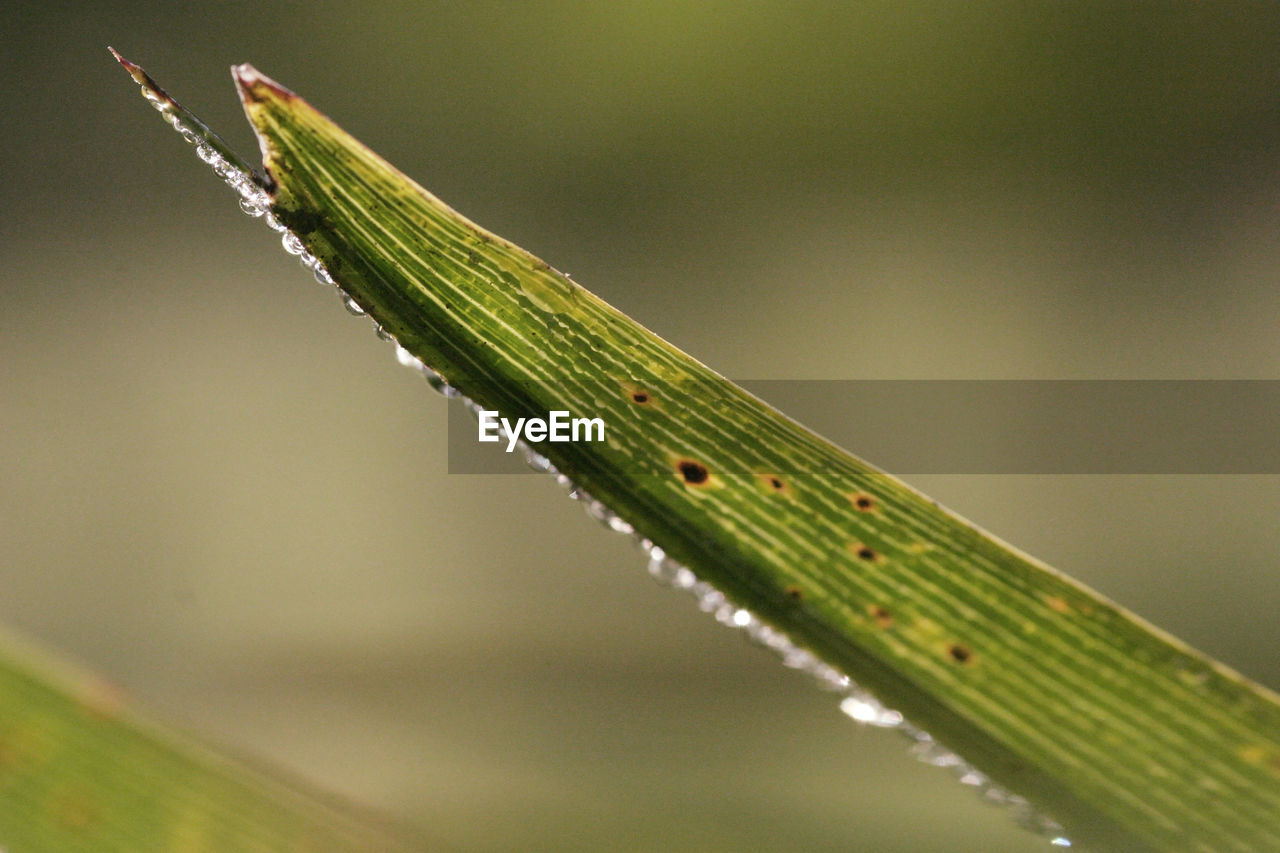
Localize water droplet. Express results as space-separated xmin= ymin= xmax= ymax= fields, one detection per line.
xmin=604 ymin=514 xmax=634 ymax=535
xmin=839 ymin=696 xmax=904 ymax=728
xmin=524 ymin=447 xmax=552 ymax=473
xmin=982 ymin=787 xmax=1010 ymax=805
xmin=841 ymin=696 xmax=880 ymax=723
xmin=647 ymin=548 xmax=687 ymax=587
xmin=812 ymin=665 xmax=851 ymax=692
xmin=195 ymin=144 xmax=219 ymax=164
xmin=694 ymin=584 xmax=725 ymax=614
xmin=393 ymin=345 xmax=423 ymax=370
xmin=782 ymin=647 xmax=819 ymax=671
xmin=314 ymin=267 xmax=335 ymax=285
xmin=911 ymin=739 xmax=963 ymax=768
xmin=341 ymin=294 xmax=366 ymax=316
xmin=281 ymin=232 xmax=305 ymax=255
xmin=742 ymin=621 xmax=781 ymax=649
xmin=239 ymin=198 xmax=265 ymax=217
xmin=431 ymin=375 xmax=461 ymax=398
xmin=1050 ymin=837 xmax=1072 ymax=847
xmin=871 ymin=707 xmax=904 ymax=728
xmin=179 ymin=127 xmax=200 ymax=145
xmin=263 ymin=213 xmax=286 ymax=232
xmin=579 ymin=499 xmax=634 ymax=535
xmin=224 ymin=174 xmax=249 ymax=196
xmin=713 ymin=602 xmax=739 ymax=626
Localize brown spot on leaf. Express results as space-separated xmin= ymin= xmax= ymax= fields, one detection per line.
xmin=868 ymin=605 xmax=894 ymax=628
xmin=1046 ymin=596 xmax=1071 ymax=614
xmin=947 ymin=644 xmax=973 ymax=665
xmin=755 ymin=473 xmax=793 ymax=497
xmin=849 ymin=492 xmax=877 ymax=512
xmin=676 ymin=459 xmax=710 ymax=486
xmin=849 ymin=542 xmax=884 ymax=563
xmin=784 ymin=585 xmax=804 ymax=602
xmin=622 ymin=382 xmax=658 ymax=408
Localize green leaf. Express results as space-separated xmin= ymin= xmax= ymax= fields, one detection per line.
xmin=117 ymin=54 xmax=1280 ymax=852
xmin=0 ymin=623 xmax=418 ymax=851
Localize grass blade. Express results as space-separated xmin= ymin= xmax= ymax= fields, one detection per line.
xmin=0 ymin=624 xmax=417 ymax=851
xmin=118 ymin=55 xmax=1280 ymax=851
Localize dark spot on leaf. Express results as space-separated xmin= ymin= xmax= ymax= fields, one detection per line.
xmin=948 ymin=644 xmax=973 ymax=664
xmin=632 ymin=391 xmax=649 ymax=404
xmin=850 ymin=493 xmax=877 ymax=512
xmin=869 ymin=605 xmax=893 ymax=628
xmin=785 ymin=586 xmax=803 ymax=602
xmin=852 ymin=544 xmax=880 ymax=562
xmin=755 ymin=473 xmax=793 ymax=496
xmin=677 ymin=460 xmax=709 ymax=486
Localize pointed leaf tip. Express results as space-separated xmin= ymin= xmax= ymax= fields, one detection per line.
xmin=232 ymin=64 xmax=297 ymax=106
xmin=109 ymin=47 xmax=153 ymax=90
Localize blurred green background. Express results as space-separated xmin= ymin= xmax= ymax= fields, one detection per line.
xmin=5 ymin=2 xmax=1280 ymax=850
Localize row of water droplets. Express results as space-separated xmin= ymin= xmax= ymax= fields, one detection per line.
xmin=638 ymin=538 xmax=1069 ymax=847
xmin=138 ymin=81 xmax=431 ymax=343
xmin=141 ymin=78 xmax=1069 ymax=849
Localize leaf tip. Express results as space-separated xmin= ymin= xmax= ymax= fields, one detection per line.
xmin=232 ymin=63 xmax=297 ymax=107
xmin=108 ymin=47 xmax=151 ymax=89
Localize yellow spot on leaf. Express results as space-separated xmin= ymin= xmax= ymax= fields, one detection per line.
xmin=848 ymin=492 xmax=878 ymax=512
xmin=868 ymin=605 xmax=894 ymax=629
xmin=755 ymin=473 xmax=794 ymax=497
xmin=847 ymin=542 xmax=885 ymax=564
